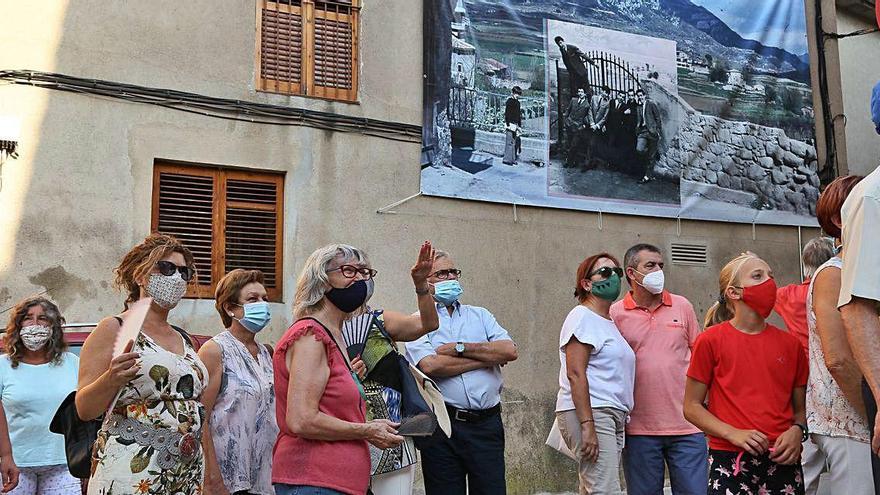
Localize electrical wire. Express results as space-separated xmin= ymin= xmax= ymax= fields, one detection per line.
xmin=0 ymin=70 xmax=422 ymax=143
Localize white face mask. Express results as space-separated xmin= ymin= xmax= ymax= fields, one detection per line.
xmin=145 ymin=272 xmax=188 ymax=309
xmin=20 ymin=325 xmax=52 ymax=351
xmin=637 ymin=269 xmax=665 ymax=295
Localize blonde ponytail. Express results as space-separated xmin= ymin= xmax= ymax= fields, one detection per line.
xmin=704 ymin=252 xmax=759 ymax=328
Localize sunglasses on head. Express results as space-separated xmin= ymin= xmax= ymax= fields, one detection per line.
xmin=589 ymin=266 xmax=623 ymax=280
xmin=156 ymin=260 xmax=196 ymax=282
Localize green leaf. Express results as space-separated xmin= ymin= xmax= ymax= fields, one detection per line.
xmin=130 ymin=451 xmax=151 ymax=473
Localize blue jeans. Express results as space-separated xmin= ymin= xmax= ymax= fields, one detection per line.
xmin=623 ymin=433 xmax=708 ymax=495
xmin=273 ymin=485 xmax=347 ymax=495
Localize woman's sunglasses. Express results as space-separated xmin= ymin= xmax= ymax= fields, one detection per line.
xmin=156 ymin=260 xmax=196 ymax=282
xmin=589 ymin=266 xmax=624 ymax=280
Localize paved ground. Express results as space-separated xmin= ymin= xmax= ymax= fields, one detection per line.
xmin=547 ymin=159 xmax=681 ymax=205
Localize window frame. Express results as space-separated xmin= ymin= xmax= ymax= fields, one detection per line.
xmin=151 ymin=161 xmax=285 ymax=302
xmin=255 ymin=0 xmax=361 ymax=103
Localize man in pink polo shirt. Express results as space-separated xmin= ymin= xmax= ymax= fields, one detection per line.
xmin=610 ymin=243 xmax=706 ymax=495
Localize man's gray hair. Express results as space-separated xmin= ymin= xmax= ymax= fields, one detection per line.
xmin=293 ymin=244 xmax=370 ymax=318
xmin=802 ymin=237 xmax=835 ymax=278
xmin=433 ymin=250 xmax=450 ymax=262
xmin=622 ymin=243 xmax=662 ymax=282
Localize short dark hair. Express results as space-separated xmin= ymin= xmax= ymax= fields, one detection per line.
xmin=636 ymin=88 xmax=645 ymax=95
xmin=623 ymin=243 xmax=662 ymax=281
xmin=511 ymin=86 xmax=523 ymax=95
xmin=601 ymin=85 xmax=611 ymax=93
xmin=554 ymin=36 xmax=564 ymax=44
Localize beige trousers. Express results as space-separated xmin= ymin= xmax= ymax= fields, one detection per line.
xmin=556 ymin=407 xmax=626 ymax=495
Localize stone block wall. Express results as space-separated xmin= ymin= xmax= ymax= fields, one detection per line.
xmin=655 ymin=111 xmax=820 ymax=216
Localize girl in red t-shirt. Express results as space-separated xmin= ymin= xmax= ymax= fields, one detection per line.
xmin=684 ymin=253 xmax=809 ymax=495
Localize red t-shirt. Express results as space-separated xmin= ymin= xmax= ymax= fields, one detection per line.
xmin=774 ymin=280 xmax=810 ymax=353
xmin=272 ymin=318 xmax=370 ymax=495
xmin=686 ymin=321 xmax=808 ymax=451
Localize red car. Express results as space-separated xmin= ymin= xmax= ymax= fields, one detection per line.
xmin=62 ymin=323 xmax=212 ymax=353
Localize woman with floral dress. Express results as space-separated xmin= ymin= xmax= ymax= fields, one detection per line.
xmin=77 ymin=233 xmax=209 ymax=495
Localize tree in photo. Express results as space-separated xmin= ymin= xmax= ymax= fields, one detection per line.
xmin=781 ymin=86 xmax=804 ymax=114
xmin=764 ymin=84 xmax=778 ymax=104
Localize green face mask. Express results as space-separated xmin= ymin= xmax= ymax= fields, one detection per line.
xmin=591 ymin=273 xmax=622 ymax=301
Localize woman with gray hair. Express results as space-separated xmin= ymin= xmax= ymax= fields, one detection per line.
xmin=1 ymin=296 xmax=80 ymax=494
xmin=272 ymin=244 xmax=403 ymax=495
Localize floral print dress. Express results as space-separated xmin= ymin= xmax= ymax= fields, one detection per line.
xmin=88 ymin=330 xmax=208 ymax=495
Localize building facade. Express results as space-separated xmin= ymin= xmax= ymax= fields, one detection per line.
xmin=1 ymin=0 xmax=875 ymax=492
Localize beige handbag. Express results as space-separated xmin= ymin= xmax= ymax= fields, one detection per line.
xmin=408 ymin=363 xmax=451 ymax=437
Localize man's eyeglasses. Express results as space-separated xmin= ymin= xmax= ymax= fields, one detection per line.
xmin=431 ymin=269 xmax=462 ymax=280
xmin=328 ymin=265 xmax=378 ymax=279
xmin=589 ymin=266 xmax=623 ymax=280
xmin=156 ymin=261 xmax=196 ymax=282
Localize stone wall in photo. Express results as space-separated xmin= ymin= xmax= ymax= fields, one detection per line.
xmin=655 ymin=103 xmax=820 ymax=216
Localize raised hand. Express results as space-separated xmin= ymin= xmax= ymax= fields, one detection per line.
xmin=411 ymin=241 xmax=435 ymax=287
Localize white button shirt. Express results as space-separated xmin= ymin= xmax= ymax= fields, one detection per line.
xmin=405 ymin=302 xmax=514 ymax=410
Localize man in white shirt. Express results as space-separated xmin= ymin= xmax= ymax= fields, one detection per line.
xmin=406 ymin=251 xmax=518 ymax=495
xmin=839 ymin=164 xmax=880 ymax=494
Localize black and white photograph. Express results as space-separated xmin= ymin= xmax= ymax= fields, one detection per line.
xmin=546 ymin=22 xmax=681 ymax=206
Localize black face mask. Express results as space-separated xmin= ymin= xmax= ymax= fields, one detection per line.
xmin=325 ymin=279 xmax=368 ymax=313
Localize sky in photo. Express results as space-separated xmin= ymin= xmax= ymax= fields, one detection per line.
xmin=689 ymin=0 xmax=808 ymax=55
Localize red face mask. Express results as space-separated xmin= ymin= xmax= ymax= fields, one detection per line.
xmin=737 ymin=277 xmax=777 ymax=318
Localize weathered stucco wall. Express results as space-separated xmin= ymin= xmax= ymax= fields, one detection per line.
xmin=0 ymin=1 xmax=821 ymax=492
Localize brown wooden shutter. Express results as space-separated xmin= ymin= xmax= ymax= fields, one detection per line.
xmin=151 ymin=165 xmax=218 ymax=298
xmin=223 ymin=172 xmax=284 ymax=301
xmin=258 ymin=0 xmax=305 ymax=94
xmin=310 ymin=2 xmax=358 ymax=101
xmin=152 ymin=163 xmax=284 ymax=301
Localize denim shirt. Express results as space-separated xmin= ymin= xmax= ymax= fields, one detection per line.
xmin=405 ymin=302 xmax=513 ymax=410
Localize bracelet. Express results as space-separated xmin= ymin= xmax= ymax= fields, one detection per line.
xmin=580 ymin=419 xmax=594 ymax=424
xmin=415 ymin=287 xmax=430 ymax=296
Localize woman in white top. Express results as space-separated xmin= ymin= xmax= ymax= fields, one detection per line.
xmin=556 ymin=252 xmax=635 ymax=495
xmin=0 ymin=296 xmax=80 ymax=495
xmin=199 ymin=269 xmax=279 ymax=495
xmin=802 ymin=175 xmax=874 ymax=494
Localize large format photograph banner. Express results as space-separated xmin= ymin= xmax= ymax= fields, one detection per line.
xmin=421 ymin=0 xmax=822 ymax=226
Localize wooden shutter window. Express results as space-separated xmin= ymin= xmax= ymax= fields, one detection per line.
xmin=153 ymin=169 xmax=217 ymax=297
xmin=152 ymin=163 xmax=284 ymax=301
xmin=311 ymin=4 xmax=358 ymax=101
xmin=259 ymin=1 xmax=304 ymax=94
xmin=224 ymin=176 xmax=283 ymax=299
xmin=256 ymin=0 xmax=359 ymax=102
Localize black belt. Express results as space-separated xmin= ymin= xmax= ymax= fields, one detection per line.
xmin=446 ymin=403 xmax=501 ymax=423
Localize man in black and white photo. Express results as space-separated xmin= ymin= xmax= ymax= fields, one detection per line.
xmin=554 ymin=36 xmax=594 ymax=96
xmin=587 ymin=85 xmax=611 ymax=168
xmin=563 ymin=87 xmax=591 ymax=169
xmin=503 ymin=86 xmax=523 ymax=165
xmin=635 ymin=88 xmax=662 ymax=184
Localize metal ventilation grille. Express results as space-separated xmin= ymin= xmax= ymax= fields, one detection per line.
xmin=670 ymin=243 xmax=708 ymax=266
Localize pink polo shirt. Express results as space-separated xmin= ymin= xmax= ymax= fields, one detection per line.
xmin=610 ymin=291 xmax=702 ymax=435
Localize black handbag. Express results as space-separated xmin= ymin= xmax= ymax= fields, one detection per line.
xmin=49 ymin=391 xmax=99 ymax=479
xmin=369 ymin=316 xmax=439 ymax=438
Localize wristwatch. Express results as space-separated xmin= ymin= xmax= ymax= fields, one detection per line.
xmin=455 ymin=341 xmax=465 ymax=357
xmin=794 ymin=423 xmax=808 ymax=442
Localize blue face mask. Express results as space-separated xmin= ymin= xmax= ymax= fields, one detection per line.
xmin=234 ymin=301 xmax=271 ymax=333
xmin=433 ymin=280 xmax=463 ymax=306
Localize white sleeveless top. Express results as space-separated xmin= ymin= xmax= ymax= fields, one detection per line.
xmin=209 ymin=331 xmax=278 ymax=495
xmin=806 ymin=257 xmax=870 ymax=441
